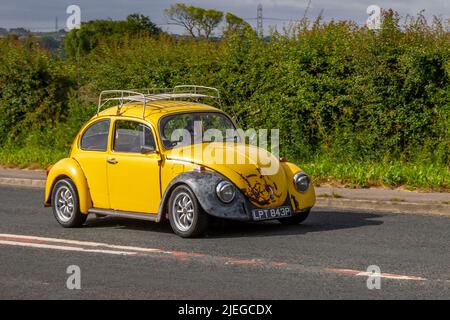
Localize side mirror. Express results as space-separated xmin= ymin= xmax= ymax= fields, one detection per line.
xmin=140 ymin=146 xmax=156 ymax=154
xmin=170 ymin=136 xmax=183 ymax=147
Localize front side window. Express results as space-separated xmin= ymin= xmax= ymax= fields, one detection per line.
xmin=159 ymin=112 xmax=239 ymax=149
xmin=113 ymin=120 xmax=156 ymax=153
xmin=80 ymin=119 xmax=110 ymax=151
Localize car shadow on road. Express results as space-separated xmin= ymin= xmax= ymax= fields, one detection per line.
xmin=84 ymin=216 xmax=174 ymax=234
xmin=203 ymin=209 xmax=384 ymax=238
xmin=84 ymin=208 xmax=384 ymax=239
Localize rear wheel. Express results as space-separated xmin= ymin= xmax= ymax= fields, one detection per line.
xmin=51 ymin=179 xmax=87 ymax=228
xmin=278 ymin=210 xmax=310 ymax=225
xmin=168 ymin=185 xmax=209 ymax=238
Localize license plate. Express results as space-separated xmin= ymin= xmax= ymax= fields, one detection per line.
xmin=252 ymin=206 xmax=292 ymax=221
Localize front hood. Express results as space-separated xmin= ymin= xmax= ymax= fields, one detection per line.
xmin=165 ymin=143 xmax=288 ymax=208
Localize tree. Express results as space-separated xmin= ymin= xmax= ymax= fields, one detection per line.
xmin=165 ymin=4 xmax=223 ymax=39
xmin=9 ymin=28 xmax=29 ymax=36
xmin=199 ymin=9 xmax=224 ymax=39
xmin=64 ymin=14 xmax=162 ymax=58
xmin=41 ymin=35 xmax=61 ymax=52
xmin=126 ymin=13 xmax=161 ymax=36
xmin=225 ymin=12 xmax=252 ymax=35
xmin=165 ymin=3 xmax=199 ymax=38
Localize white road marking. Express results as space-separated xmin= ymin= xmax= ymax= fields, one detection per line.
xmin=0 ymin=233 xmax=433 ymax=282
xmin=328 ymin=268 xmax=427 ymax=281
xmin=0 ymin=240 xmax=137 ymax=256
xmin=0 ymin=233 xmax=164 ymax=253
xmin=355 ymin=271 xmax=426 ymax=281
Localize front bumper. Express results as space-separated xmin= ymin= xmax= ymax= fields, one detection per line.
xmin=195 ymin=177 xmax=311 ymax=222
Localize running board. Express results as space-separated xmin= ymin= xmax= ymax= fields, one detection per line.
xmin=88 ymin=208 xmax=159 ymax=222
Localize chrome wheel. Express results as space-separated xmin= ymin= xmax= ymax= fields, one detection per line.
xmin=168 ymin=185 xmax=209 ymax=238
xmin=172 ymin=192 xmax=195 ymax=232
xmin=55 ymin=186 xmax=75 ymax=223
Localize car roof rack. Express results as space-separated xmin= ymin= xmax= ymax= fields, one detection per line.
xmin=97 ymin=85 xmax=220 ymax=118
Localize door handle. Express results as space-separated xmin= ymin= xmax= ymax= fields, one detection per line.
xmin=107 ymin=158 xmax=118 ymax=165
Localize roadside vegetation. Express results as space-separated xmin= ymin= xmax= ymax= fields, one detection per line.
xmin=0 ymin=7 xmax=448 ymax=191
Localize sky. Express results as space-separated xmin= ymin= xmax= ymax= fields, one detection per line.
xmin=0 ymin=0 xmax=448 ymax=33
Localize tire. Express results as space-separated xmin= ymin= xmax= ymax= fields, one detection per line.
xmin=278 ymin=209 xmax=310 ymax=225
xmin=51 ymin=178 xmax=87 ymax=228
xmin=168 ymin=185 xmax=209 ymax=238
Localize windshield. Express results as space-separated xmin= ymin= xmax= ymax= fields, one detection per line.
xmin=159 ymin=112 xmax=240 ymax=149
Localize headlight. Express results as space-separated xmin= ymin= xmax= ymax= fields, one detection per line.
xmin=294 ymin=172 xmax=310 ymax=193
xmin=216 ymin=181 xmax=236 ymax=203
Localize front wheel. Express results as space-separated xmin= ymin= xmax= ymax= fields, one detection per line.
xmin=51 ymin=179 xmax=87 ymax=228
xmin=168 ymin=185 xmax=209 ymax=238
xmin=278 ymin=210 xmax=310 ymax=225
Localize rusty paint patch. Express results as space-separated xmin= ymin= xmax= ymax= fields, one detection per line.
xmin=239 ymin=168 xmax=282 ymax=206
xmin=291 ymin=195 xmax=300 ymax=211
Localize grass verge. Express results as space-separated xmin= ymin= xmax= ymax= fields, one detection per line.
xmin=0 ymin=147 xmax=67 ymax=169
xmin=302 ymin=157 xmax=449 ymax=192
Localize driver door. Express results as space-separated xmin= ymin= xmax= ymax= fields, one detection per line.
xmin=107 ymin=119 xmax=161 ymax=214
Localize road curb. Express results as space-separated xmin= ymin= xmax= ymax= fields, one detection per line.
xmin=0 ymin=177 xmax=46 ymax=188
xmin=0 ymin=178 xmax=448 ymax=216
xmin=316 ymin=198 xmax=450 ymax=216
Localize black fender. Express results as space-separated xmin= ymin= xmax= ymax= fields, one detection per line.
xmin=158 ymin=171 xmax=251 ymax=221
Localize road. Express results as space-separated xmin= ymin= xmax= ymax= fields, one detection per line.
xmin=0 ymin=185 xmax=449 ymax=299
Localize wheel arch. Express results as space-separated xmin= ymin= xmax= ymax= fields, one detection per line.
xmin=157 ymin=171 xmax=249 ymax=221
xmin=44 ymin=158 xmax=92 ymax=214
xmin=158 ymin=179 xmax=186 ymax=221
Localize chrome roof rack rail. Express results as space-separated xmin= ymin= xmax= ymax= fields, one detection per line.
xmin=97 ymin=85 xmax=220 ymax=118
xmin=97 ymin=90 xmax=147 ymax=117
xmin=173 ymin=85 xmax=220 ymax=99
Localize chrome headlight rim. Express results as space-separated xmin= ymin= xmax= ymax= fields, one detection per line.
xmin=216 ymin=180 xmax=236 ymax=204
xmin=293 ymin=172 xmax=310 ymax=193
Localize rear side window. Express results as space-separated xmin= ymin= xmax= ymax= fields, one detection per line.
xmin=80 ymin=119 xmax=110 ymax=151
xmin=113 ymin=120 xmax=156 ymax=153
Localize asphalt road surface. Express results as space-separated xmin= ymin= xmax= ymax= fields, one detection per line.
xmin=0 ymin=185 xmax=449 ymax=299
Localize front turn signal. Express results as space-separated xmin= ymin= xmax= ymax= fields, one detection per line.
xmin=46 ymin=165 xmax=53 ymax=177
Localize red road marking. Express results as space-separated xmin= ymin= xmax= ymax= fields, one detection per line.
xmin=169 ymin=251 xmax=205 ymax=258
xmin=225 ymin=259 xmax=263 ymax=265
xmin=270 ymin=262 xmax=289 ymax=267
xmin=327 ymin=268 xmax=361 ymax=276
xmin=0 ymin=233 xmax=431 ymax=282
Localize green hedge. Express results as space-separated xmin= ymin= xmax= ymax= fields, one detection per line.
xmin=0 ymin=13 xmax=449 ymax=189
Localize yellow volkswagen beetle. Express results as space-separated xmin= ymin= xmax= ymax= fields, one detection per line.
xmin=45 ymin=86 xmax=315 ymax=238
